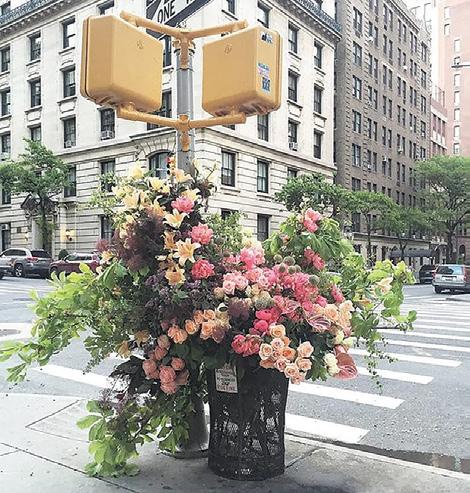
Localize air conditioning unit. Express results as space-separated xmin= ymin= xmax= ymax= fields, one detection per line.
xmin=64 ymin=140 xmax=74 ymax=148
xmin=398 ymin=147 xmax=404 ymax=154
xmin=101 ymin=130 xmax=115 ymax=140
xmin=382 ymin=156 xmax=388 ymax=164
xmin=367 ymin=164 xmax=372 ymax=171
xmin=0 ymin=223 xmax=9 ymax=231
xmin=289 ymin=142 xmax=298 ymax=151
xmin=403 ymin=65 xmax=408 ymax=71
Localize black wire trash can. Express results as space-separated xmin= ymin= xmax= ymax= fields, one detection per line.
xmin=207 ymin=364 xmax=289 ymax=481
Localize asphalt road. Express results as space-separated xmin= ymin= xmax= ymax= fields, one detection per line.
xmin=0 ymin=277 xmax=469 ymax=468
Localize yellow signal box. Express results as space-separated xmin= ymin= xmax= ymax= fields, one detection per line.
xmin=81 ymin=15 xmax=163 ymax=113
xmin=202 ymin=26 xmax=282 ymax=117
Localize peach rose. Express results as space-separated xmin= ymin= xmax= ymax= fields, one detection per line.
xmin=282 ymin=347 xmax=297 ymax=361
xmin=185 ymin=320 xmax=199 ymax=335
xmin=324 ymin=304 xmax=339 ymax=322
xmin=193 ymin=310 xmax=205 ymax=325
xmin=284 ymin=363 xmax=299 ymax=379
xmin=171 ymin=357 xmax=185 ymax=371
xmin=296 ymin=357 xmax=312 ymax=372
xmin=270 ymin=324 xmax=286 ymax=338
xmin=271 ymin=338 xmax=285 ymax=351
xmin=159 ymin=365 xmax=176 ymax=384
xmin=168 ymin=326 xmax=188 ymax=344
xmin=260 ymin=358 xmax=275 ymax=369
xmin=274 ymin=358 xmax=289 ymax=372
xmin=297 ymin=341 xmax=314 ymax=358
xmin=259 ymin=343 xmax=273 ymax=360
xmin=153 ymin=346 xmax=168 ymax=361
xmin=161 ymin=381 xmax=178 ymax=394
xmin=214 ymin=287 xmax=226 ymax=299
xmin=290 ymin=373 xmax=305 ymax=385
xmin=204 ymin=310 xmax=216 ymax=320
xmin=200 ymin=320 xmax=216 ymax=340
xmin=143 ymin=359 xmax=158 ymax=379
xmin=157 ymin=335 xmax=171 ymax=349
xmin=175 ymin=369 xmax=189 ymax=385
xmin=281 ymin=336 xmax=291 ymax=346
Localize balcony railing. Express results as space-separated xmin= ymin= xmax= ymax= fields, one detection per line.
xmin=0 ymin=0 xmax=57 ymax=27
xmin=295 ymin=0 xmax=341 ymax=34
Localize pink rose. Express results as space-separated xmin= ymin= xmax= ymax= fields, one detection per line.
xmin=153 ymin=346 xmax=168 ymax=361
xmin=240 ymin=246 xmax=265 ymax=269
xmin=333 ymin=346 xmax=358 ymax=380
xmin=253 ymin=319 xmax=269 ymax=335
xmin=143 ymin=359 xmax=158 ymax=379
xmin=304 ymin=248 xmax=325 ymax=270
xmin=223 ymin=280 xmax=236 ymax=295
xmin=232 ymin=334 xmax=248 ymax=355
xmin=190 ymin=224 xmax=213 ymax=245
xmin=175 ymin=369 xmax=189 ymax=385
xmin=159 ymin=365 xmax=176 ymax=384
xmin=171 ymin=196 xmax=194 ymax=213
xmin=331 ymin=285 xmax=345 ymax=303
xmin=191 ymin=259 xmax=215 ymax=280
xmin=161 ymin=381 xmax=178 ymax=394
xmin=316 ymin=295 xmax=328 ymax=307
xmin=274 ymin=358 xmax=288 ymax=372
xmin=157 ymin=335 xmax=171 ymax=349
xmin=244 ymin=335 xmax=261 ymax=356
xmin=302 ymin=209 xmax=322 ymax=233
xmin=171 ymin=357 xmax=185 ymax=371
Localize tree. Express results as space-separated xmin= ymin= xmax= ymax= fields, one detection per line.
xmin=348 ymin=192 xmax=394 ymax=265
xmin=378 ymin=205 xmax=429 ymax=261
xmin=0 ymin=140 xmax=70 ymax=250
xmin=417 ymin=156 xmax=470 ymax=263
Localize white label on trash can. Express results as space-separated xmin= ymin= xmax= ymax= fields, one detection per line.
xmin=215 ymin=364 xmax=238 ymax=393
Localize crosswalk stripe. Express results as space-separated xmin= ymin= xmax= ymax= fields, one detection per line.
xmin=285 ymin=413 xmax=368 ymax=443
xmin=350 ymin=348 xmax=462 ymax=367
xmin=412 ymin=324 xmax=470 ymax=333
xmin=290 ymin=383 xmax=403 ymax=409
xmin=381 ymin=329 xmax=470 ymax=342
xmin=383 ymin=339 xmax=470 ymax=354
xmin=356 ymin=366 xmax=433 ymax=384
xmin=34 ymin=364 xmax=370 ymax=444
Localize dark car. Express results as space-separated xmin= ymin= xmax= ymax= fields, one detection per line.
xmin=0 ymin=248 xmax=52 ymax=278
xmin=418 ymin=264 xmax=436 ymax=284
xmin=433 ymin=264 xmax=470 ymax=293
xmin=49 ymin=253 xmax=100 ymax=276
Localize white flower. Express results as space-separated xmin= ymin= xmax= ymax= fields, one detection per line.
xmin=375 ymin=277 xmax=393 ymax=294
xmin=129 ymin=164 xmax=144 ymax=180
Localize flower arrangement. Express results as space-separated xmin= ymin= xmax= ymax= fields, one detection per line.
xmin=0 ymin=159 xmax=415 ymax=477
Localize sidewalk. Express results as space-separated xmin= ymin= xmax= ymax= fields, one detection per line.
xmin=0 ymin=393 xmax=469 ymax=493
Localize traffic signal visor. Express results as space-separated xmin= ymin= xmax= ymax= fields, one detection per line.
xmin=202 ymin=26 xmax=282 ymax=117
xmin=81 ymin=15 xmax=163 ymax=113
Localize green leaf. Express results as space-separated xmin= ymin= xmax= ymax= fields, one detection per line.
xmin=86 ymin=400 xmax=102 ymax=414
xmin=77 ymin=415 xmax=101 ymax=429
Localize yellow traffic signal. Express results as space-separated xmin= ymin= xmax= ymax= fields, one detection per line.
xmin=202 ymin=26 xmax=282 ymax=117
xmin=81 ymin=15 xmax=163 ymax=113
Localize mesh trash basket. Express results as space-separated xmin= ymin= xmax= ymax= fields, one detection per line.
xmin=207 ymin=365 xmax=289 ymax=481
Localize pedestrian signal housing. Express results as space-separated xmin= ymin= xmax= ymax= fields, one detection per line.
xmin=81 ymin=15 xmax=163 ymax=113
xmin=202 ymin=26 xmax=282 ymax=117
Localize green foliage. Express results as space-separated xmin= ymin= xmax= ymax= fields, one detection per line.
xmin=206 ymin=211 xmax=245 ymax=254
xmin=416 ymin=156 xmax=470 ymax=262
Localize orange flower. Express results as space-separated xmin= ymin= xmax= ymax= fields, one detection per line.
xmin=185 ymin=319 xmax=199 ymax=335
xmin=193 ymin=310 xmax=204 ymax=325
xmin=165 ymin=265 xmax=186 ymax=286
xmin=200 ymin=320 xmax=216 ymax=340
xmin=282 ymin=347 xmax=297 ymax=361
xmin=168 ymin=325 xmax=188 ymax=344
xmin=174 ymin=239 xmax=200 ymax=266
xmin=165 ymin=210 xmax=187 ymax=229
xmin=117 ymin=341 xmax=131 ymax=358
xmin=203 ymin=309 xmax=216 ymax=320
xmin=164 ymin=231 xmax=177 ymax=250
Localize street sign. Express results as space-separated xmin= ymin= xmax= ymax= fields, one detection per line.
xmin=146 ymin=0 xmax=213 ymax=27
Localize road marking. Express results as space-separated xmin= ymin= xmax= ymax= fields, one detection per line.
xmin=0 ymin=323 xmax=32 ymax=341
xmin=356 ymin=366 xmax=433 ymax=384
xmin=350 ymin=348 xmax=462 ymax=367
xmin=285 ymin=413 xmax=368 ymax=443
xmin=412 ymin=324 xmax=470 ymax=333
xmin=382 ymin=339 xmax=470 ymax=354
xmin=34 ymin=365 xmax=109 ymax=388
xmin=290 ymin=383 xmax=403 ymax=409
xmin=381 ymin=329 xmax=470 ymax=342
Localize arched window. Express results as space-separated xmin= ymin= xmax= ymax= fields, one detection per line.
xmin=148 ymin=152 xmax=170 ymax=179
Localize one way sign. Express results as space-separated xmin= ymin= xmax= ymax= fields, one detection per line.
xmin=146 ymin=0 xmax=213 ymax=27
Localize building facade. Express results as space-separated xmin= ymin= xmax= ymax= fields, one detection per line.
xmin=334 ymin=0 xmax=433 ymax=267
xmin=430 ymin=84 xmax=447 ymax=156
xmin=0 ymin=0 xmax=340 ymax=254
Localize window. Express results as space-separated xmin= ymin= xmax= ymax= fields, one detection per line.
xmin=62 ymin=18 xmax=76 ymax=49
xmin=257 ymin=215 xmax=270 ymax=241
xmin=29 ymin=33 xmax=41 ymax=61
xmin=453 ymin=143 xmax=460 ymax=155
xmin=0 ymin=46 xmax=10 ymax=72
xmin=454 ymin=126 xmax=460 ymax=139
xmin=288 ymin=71 xmax=298 ymax=102
xmin=313 ymin=85 xmax=323 ymax=114
xmin=454 ymin=73 xmax=461 ymax=87
xmin=1 ymin=184 xmax=10 ymax=205
xmin=352 ymin=178 xmax=361 ymax=191
xmin=288 ymin=24 xmax=298 ymax=53
xmin=225 ymin=0 xmax=235 ymax=14
xmin=30 ymin=126 xmax=41 ymax=142
xmin=352 ymin=110 xmax=362 ymax=133
xmin=100 ymin=159 xmax=115 ymax=192
xmin=257 ymin=3 xmax=269 ymax=28
xmin=221 ymin=209 xmax=236 ymax=220
xmin=163 ymin=36 xmax=172 ymax=67
xmin=148 ymin=90 xmax=172 ymax=130
xmin=444 ymin=24 xmax=450 ymax=36
xmin=62 ymin=67 xmax=76 ymax=97
xmin=257 ymin=159 xmax=269 ymax=193
xmin=353 ymin=7 xmax=363 ymax=34
xmin=313 ymin=130 xmax=322 ymax=159
xmin=100 ymin=216 xmax=114 ymax=241
xmin=454 ymin=108 xmax=460 ymax=121
xmin=29 ymin=79 xmax=41 ymax=107
xmin=63 ymin=117 xmax=76 ymax=148
xmin=99 ymin=1 xmax=114 ymax=15
xmin=0 ymin=133 xmax=10 ymax=158
xmin=313 ymin=42 xmax=323 ymax=69
xmin=257 ymin=114 xmax=269 ymax=141
xmin=287 ymin=168 xmax=298 ymax=180
xmin=352 ymin=144 xmax=361 ymax=167
xmin=352 ymin=213 xmax=361 ymax=232
xmin=149 ymin=152 xmax=170 ymax=179
xmin=454 ymin=38 xmax=461 ymax=52
xmin=100 ymin=108 xmax=115 ymax=138
xmin=352 ymin=76 xmax=362 ymax=99
xmin=288 ymin=120 xmax=298 ymax=145
xmin=64 ymin=166 xmax=77 ymax=197
xmin=221 ymin=150 xmax=236 ymax=186
xmin=0 ymin=89 xmax=10 ymax=116
xmin=353 ymin=42 xmax=362 ymax=66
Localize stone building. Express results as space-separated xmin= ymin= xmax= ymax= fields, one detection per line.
xmin=334 ymin=0 xmax=433 ymax=268
xmin=0 ymin=0 xmax=340 ymax=254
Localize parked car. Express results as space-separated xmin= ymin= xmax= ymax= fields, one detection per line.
xmin=0 ymin=248 xmax=52 ymax=278
xmin=49 ymin=253 xmax=100 ymax=276
xmin=433 ymin=264 xmax=470 ymax=293
xmin=418 ymin=264 xmax=436 ymax=284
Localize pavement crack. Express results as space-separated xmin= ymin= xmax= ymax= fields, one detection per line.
xmin=25 ymin=398 xmax=82 ymax=430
